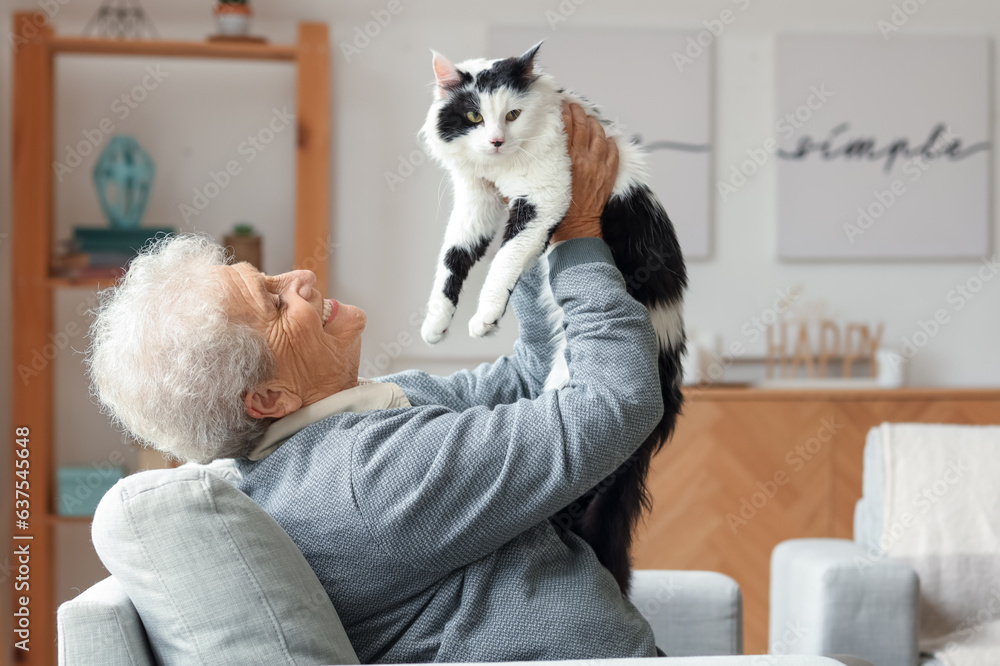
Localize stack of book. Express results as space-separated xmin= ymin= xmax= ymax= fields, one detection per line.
xmin=52 ymin=226 xmax=175 ymax=281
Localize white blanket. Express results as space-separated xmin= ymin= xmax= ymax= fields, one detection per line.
xmin=880 ymin=423 xmax=1000 ymax=666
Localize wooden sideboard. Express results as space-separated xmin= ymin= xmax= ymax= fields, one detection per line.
xmin=632 ymin=387 xmax=1000 ymax=655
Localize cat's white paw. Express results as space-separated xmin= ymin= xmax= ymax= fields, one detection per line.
xmin=422 ymin=322 xmax=448 ymax=345
xmin=468 ymin=315 xmax=499 ymax=338
xmin=468 ymin=300 xmax=506 ymax=338
xmin=421 ymin=301 xmax=455 ymax=345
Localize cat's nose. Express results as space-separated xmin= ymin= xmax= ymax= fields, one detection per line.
xmin=491 ymin=139 xmax=504 ymax=148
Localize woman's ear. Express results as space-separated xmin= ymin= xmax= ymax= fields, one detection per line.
xmin=244 ymin=384 xmax=302 ymax=420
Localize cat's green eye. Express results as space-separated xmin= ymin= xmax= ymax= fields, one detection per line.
xmin=506 ymin=109 xmax=521 ymax=121
xmin=466 ymin=111 xmax=483 ymax=123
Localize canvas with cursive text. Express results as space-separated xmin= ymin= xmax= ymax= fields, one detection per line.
xmin=775 ymin=35 xmax=992 ymax=260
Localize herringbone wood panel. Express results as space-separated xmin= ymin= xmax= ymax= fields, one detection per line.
xmin=634 ymin=389 xmax=1000 ymax=655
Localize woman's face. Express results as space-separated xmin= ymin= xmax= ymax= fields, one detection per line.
xmin=217 ymin=262 xmax=367 ymax=418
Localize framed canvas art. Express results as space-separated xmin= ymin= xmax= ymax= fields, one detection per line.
xmin=775 ymin=35 xmax=992 ymax=260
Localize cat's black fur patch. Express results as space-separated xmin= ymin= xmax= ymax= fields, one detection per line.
xmin=442 ymin=236 xmax=492 ymax=306
xmin=554 ymin=183 xmax=689 ymax=594
xmin=601 ymin=184 xmax=687 ymax=308
xmin=502 ymin=198 xmax=537 ymax=245
xmin=475 ymin=45 xmax=540 ymax=94
xmin=436 ymin=88 xmax=482 ymax=142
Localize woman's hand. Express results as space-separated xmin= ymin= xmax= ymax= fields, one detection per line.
xmin=550 ymin=102 xmax=620 ymax=245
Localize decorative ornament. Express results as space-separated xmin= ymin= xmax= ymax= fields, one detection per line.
xmin=214 ymin=0 xmax=253 ymax=37
xmin=93 ymin=136 xmax=155 ymax=230
xmin=224 ymin=223 xmax=263 ymax=271
xmin=82 ymin=0 xmax=159 ymax=39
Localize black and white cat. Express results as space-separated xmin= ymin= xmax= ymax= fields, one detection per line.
xmin=419 ymin=43 xmax=687 ymax=594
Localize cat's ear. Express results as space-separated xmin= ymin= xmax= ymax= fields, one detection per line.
xmin=431 ymin=50 xmax=463 ymax=99
xmin=516 ymin=41 xmax=543 ymax=77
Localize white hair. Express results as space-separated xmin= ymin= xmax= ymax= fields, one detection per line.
xmin=86 ymin=234 xmax=275 ymax=463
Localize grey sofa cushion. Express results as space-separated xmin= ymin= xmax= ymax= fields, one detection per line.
xmin=92 ymin=467 xmax=359 ymax=666
xmin=57 ymin=576 xmax=154 ymax=666
xmin=631 ymin=570 xmax=742 ymax=656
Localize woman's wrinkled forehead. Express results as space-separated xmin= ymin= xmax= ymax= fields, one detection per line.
xmin=214 ymin=263 xmax=273 ymax=327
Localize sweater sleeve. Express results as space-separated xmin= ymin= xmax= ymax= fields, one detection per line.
xmin=352 ymin=238 xmax=663 ymax=572
xmin=378 ymin=257 xmax=559 ymax=412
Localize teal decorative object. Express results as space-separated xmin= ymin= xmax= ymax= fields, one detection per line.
xmin=57 ymin=466 xmax=125 ymax=516
xmin=93 ymin=135 xmax=155 ymax=229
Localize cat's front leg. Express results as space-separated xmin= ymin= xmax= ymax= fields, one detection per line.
xmin=469 ymin=194 xmax=570 ymax=338
xmin=421 ymin=175 xmax=506 ymax=344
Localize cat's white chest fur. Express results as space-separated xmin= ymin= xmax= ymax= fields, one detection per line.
xmin=536 ymin=254 xmax=570 ymax=391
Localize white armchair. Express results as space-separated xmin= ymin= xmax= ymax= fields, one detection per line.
xmin=770 ymin=424 xmax=1000 ymax=666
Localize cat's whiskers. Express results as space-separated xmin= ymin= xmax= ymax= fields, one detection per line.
xmin=435 ymin=174 xmax=451 ymax=219
xmin=514 ymin=146 xmax=545 ymax=169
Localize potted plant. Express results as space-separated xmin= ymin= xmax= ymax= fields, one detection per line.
xmin=215 ymin=0 xmax=252 ymax=37
xmin=223 ymin=223 xmax=263 ymax=270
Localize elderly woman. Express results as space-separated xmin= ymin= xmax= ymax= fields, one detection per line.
xmin=87 ymin=104 xmax=664 ymax=662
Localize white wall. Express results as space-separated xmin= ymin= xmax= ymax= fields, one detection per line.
xmin=1 ymin=0 xmax=999 ymax=661
xmin=330 ymin=0 xmax=1000 ymax=387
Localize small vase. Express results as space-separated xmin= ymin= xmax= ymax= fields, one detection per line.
xmin=224 ymin=232 xmax=262 ymax=271
xmin=215 ymin=4 xmax=252 ymax=37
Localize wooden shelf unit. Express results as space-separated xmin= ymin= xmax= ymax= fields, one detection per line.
xmin=10 ymin=14 xmax=330 ymax=664
xmin=46 ymin=276 xmax=123 ymax=289
xmin=50 ymin=35 xmax=298 ymax=61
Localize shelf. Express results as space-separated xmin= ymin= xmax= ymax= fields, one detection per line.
xmin=48 ymin=274 xmax=123 ymax=289
xmin=51 ymin=35 xmax=297 ymax=61
xmin=48 ymin=515 xmax=93 ymax=524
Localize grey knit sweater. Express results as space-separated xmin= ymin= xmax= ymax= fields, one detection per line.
xmin=236 ymin=238 xmax=664 ymax=663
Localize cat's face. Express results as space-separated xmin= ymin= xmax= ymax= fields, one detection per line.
xmin=427 ymin=44 xmax=546 ymax=162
